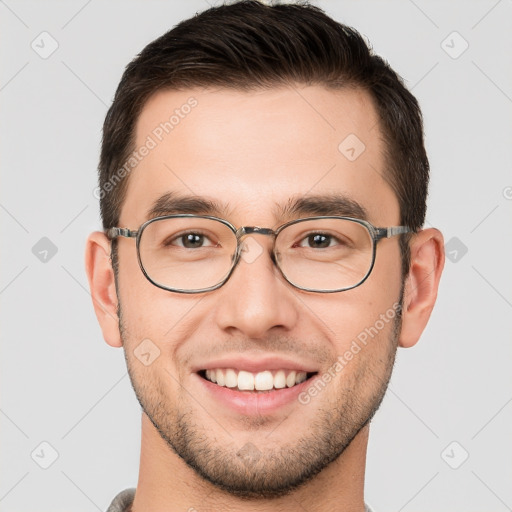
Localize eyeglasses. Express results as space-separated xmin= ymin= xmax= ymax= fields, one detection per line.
xmin=106 ymin=215 xmax=412 ymax=294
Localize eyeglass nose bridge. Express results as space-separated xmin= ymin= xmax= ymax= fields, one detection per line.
xmin=233 ymin=226 xmax=280 ymax=266
xmin=236 ymin=226 xmax=277 ymax=238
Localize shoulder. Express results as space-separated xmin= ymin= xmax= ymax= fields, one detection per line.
xmin=105 ymin=488 xmax=136 ymax=512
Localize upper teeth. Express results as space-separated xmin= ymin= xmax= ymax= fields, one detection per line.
xmin=204 ymin=369 xmax=308 ymax=391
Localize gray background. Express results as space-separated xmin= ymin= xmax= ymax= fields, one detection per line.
xmin=1 ymin=1 xmax=511 ymax=511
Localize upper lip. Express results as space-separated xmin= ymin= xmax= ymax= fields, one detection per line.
xmin=192 ymin=355 xmax=319 ymax=374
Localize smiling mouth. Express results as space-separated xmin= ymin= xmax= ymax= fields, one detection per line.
xmin=198 ymin=368 xmax=318 ymax=393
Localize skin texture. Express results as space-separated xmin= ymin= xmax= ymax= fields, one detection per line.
xmin=86 ymin=85 xmax=445 ymax=512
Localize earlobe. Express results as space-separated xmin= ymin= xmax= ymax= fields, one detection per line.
xmin=399 ymin=228 xmax=445 ymax=348
xmin=85 ymin=231 xmax=122 ymax=348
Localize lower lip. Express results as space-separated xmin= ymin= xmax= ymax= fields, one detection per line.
xmin=195 ymin=373 xmax=318 ymax=415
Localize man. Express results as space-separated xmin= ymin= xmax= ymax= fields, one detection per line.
xmin=85 ymin=1 xmax=444 ymax=510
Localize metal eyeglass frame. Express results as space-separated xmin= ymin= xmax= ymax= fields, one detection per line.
xmin=106 ymin=214 xmax=412 ymax=294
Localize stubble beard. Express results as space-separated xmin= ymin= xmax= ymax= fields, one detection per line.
xmin=120 ymin=304 xmax=401 ymax=499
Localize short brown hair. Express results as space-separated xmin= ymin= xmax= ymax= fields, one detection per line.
xmin=99 ymin=0 xmax=428 ymax=275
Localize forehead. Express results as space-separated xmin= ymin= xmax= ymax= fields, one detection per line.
xmin=121 ymin=85 xmax=399 ymax=226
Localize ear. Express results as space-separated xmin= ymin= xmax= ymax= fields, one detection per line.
xmin=399 ymin=228 xmax=445 ymax=348
xmin=85 ymin=231 xmax=122 ymax=348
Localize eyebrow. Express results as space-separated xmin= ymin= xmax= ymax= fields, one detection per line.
xmin=146 ymin=192 xmax=368 ymax=223
xmin=276 ymin=194 xmax=368 ymax=221
xmin=147 ymin=192 xmax=233 ymax=219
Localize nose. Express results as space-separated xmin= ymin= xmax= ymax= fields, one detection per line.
xmin=213 ymin=235 xmax=299 ymax=339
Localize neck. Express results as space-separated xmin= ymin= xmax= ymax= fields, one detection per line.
xmin=132 ymin=414 xmax=369 ymax=512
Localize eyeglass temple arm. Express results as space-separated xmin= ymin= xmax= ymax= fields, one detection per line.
xmin=374 ymin=226 xmax=413 ymax=241
xmin=106 ymin=227 xmax=138 ymax=239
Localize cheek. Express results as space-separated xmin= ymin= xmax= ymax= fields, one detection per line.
xmin=370 ymin=240 xmax=404 ymax=295
xmin=299 ymin=244 xmax=402 ymax=365
xmin=305 ymin=284 xmax=401 ymax=352
xmin=332 ymin=306 xmax=398 ymax=393
xmin=116 ymin=247 xmax=198 ymax=345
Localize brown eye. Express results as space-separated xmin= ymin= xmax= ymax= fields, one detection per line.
xmin=306 ymin=234 xmax=331 ymax=248
xmin=181 ymin=233 xmax=205 ymax=248
xmin=296 ymin=233 xmax=340 ymax=249
xmin=164 ymin=231 xmax=216 ymax=249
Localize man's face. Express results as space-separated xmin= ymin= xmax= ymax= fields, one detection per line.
xmin=116 ymin=85 xmax=403 ymax=497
